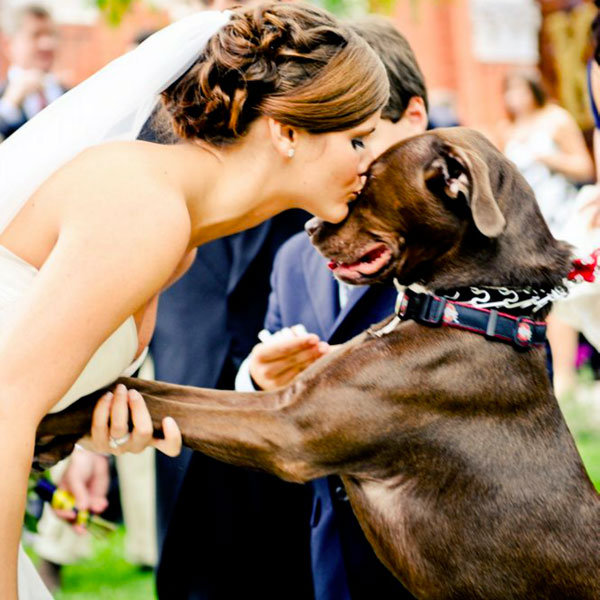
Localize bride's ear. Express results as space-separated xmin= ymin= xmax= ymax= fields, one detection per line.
xmin=267 ymin=118 xmax=297 ymax=159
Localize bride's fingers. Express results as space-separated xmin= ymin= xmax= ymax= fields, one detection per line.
xmin=125 ymin=389 xmax=153 ymax=453
xmin=152 ymin=417 xmax=182 ymax=457
xmin=90 ymin=391 xmax=114 ymax=452
xmin=109 ymin=383 xmax=130 ymax=450
xmin=92 ymin=385 xmax=180 ymax=456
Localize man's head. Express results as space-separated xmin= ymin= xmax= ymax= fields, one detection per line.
xmin=348 ymin=16 xmax=428 ymax=158
xmin=4 ymin=4 xmax=57 ymax=72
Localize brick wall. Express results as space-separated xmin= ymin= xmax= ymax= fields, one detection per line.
xmin=1 ymin=0 xmax=592 ymax=136
xmin=0 ymin=3 xmax=169 ymax=86
xmin=391 ymin=0 xmax=529 ymax=136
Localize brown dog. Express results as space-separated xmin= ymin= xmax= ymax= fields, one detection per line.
xmin=37 ymin=128 xmax=600 ymax=599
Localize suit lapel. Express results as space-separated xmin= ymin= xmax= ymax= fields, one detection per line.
xmin=302 ymin=246 xmax=339 ymax=339
xmin=227 ymin=210 xmax=310 ymax=296
xmin=226 ymin=222 xmax=271 ymax=294
xmin=327 ymin=286 xmax=369 ymax=340
xmin=330 ymin=285 xmax=398 ymax=343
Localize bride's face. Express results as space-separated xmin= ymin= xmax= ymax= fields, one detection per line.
xmin=290 ymin=112 xmax=381 ymax=223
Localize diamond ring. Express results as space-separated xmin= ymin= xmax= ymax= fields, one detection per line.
xmin=109 ymin=433 xmax=131 ymax=449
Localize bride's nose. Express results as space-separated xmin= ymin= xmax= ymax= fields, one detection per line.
xmin=358 ymin=148 xmax=374 ymax=179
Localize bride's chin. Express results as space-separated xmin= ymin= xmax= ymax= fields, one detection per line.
xmin=315 ymin=204 xmax=348 ymax=224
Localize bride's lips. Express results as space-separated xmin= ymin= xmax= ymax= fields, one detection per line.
xmin=327 ymin=243 xmax=393 ymax=281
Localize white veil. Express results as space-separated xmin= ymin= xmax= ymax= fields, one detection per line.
xmin=0 ymin=9 xmax=231 ymax=234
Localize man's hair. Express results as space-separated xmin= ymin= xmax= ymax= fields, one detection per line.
xmin=348 ymin=16 xmax=428 ymax=122
xmin=3 ymin=4 xmax=52 ymax=36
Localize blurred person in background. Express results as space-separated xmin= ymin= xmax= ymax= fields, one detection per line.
xmin=572 ymin=0 xmax=600 ymax=231
xmin=499 ymin=69 xmax=594 ymax=399
xmin=0 ymin=4 xmax=63 ymax=140
xmin=549 ymin=0 xmax=600 ymax=400
xmin=500 ymin=69 xmax=593 ymax=236
xmin=427 ymin=88 xmax=460 ymax=129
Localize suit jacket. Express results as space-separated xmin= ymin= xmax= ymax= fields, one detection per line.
xmin=264 ymin=232 xmax=417 ymax=600
xmin=152 ymin=213 xmax=316 ymax=600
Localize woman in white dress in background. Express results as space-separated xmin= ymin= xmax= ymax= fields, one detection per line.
xmin=499 ymin=69 xmax=594 ymax=399
xmin=500 ymin=69 xmax=593 ymax=237
xmin=0 ymin=4 xmax=389 ymax=597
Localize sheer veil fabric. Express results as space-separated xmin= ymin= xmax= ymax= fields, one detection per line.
xmin=0 ymin=9 xmax=231 ymax=234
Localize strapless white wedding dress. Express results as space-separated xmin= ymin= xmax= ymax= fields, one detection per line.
xmin=0 ymin=245 xmax=148 ymax=599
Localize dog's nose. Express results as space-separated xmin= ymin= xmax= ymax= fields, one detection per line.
xmin=305 ymin=217 xmax=323 ymax=237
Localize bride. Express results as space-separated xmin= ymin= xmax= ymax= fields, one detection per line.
xmin=0 ymin=3 xmax=388 ymax=597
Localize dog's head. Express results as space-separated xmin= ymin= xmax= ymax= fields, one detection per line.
xmin=307 ymin=127 xmax=572 ymax=290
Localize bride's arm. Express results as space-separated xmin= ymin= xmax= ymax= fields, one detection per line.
xmin=0 ymin=184 xmax=189 ymax=599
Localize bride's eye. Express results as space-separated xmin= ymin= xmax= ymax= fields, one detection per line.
xmin=352 ymin=138 xmax=365 ymax=150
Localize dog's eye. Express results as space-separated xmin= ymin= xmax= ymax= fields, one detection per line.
xmin=352 ymin=138 xmax=366 ymax=150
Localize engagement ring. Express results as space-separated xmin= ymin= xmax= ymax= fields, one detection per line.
xmin=109 ymin=433 xmax=131 ymax=449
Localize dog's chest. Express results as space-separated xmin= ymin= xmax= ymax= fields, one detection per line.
xmin=344 ymin=476 xmax=415 ymax=550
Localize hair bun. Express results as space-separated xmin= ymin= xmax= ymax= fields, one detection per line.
xmin=161 ymin=3 xmax=388 ymax=146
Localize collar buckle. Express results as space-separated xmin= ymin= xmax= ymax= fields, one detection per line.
xmin=417 ymin=294 xmax=447 ymax=326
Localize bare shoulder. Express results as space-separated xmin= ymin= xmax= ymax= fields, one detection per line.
xmin=60 ymin=140 xmax=190 ymax=244
xmin=543 ymin=104 xmax=577 ymax=130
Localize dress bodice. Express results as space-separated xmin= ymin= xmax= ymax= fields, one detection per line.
xmin=504 ymin=129 xmax=577 ymax=236
xmin=0 ymin=244 xmax=145 ymax=413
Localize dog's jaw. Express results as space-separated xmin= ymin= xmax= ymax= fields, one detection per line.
xmin=327 ymin=243 xmax=393 ymax=284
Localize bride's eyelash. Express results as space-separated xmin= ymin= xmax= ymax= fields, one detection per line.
xmin=352 ymin=138 xmax=365 ymax=149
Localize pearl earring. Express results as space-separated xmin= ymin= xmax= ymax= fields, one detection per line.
xmin=287 ymin=148 xmax=295 ymax=158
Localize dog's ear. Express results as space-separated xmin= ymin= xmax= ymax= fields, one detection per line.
xmin=424 ymin=143 xmax=506 ymax=237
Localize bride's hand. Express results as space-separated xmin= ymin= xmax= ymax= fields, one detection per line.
xmin=88 ymin=383 xmax=182 ymax=456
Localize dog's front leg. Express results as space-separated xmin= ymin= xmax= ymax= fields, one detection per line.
xmin=124 ymin=376 xmax=316 ymax=481
xmin=36 ymin=376 xmax=312 ymax=480
xmin=120 ymin=334 xmax=398 ymax=481
xmin=37 ymin=334 xmax=395 ymax=480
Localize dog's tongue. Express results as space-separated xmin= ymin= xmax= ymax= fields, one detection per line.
xmin=328 ymin=245 xmax=391 ymax=279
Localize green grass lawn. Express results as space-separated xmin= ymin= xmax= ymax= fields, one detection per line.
xmin=575 ymin=432 xmax=600 ymax=491
xmin=51 ymin=528 xmax=155 ymax=600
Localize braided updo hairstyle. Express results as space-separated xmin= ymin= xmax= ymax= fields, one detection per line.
xmin=161 ymin=2 xmax=389 ymax=146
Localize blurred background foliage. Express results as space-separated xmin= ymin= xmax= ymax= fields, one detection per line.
xmin=94 ymin=0 xmax=136 ymax=25
xmin=92 ymin=0 xmax=428 ymax=23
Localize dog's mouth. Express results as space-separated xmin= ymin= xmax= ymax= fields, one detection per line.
xmin=327 ymin=243 xmax=394 ymax=283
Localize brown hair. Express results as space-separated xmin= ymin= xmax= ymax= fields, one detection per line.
xmin=160 ymin=2 xmax=389 ymax=146
xmin=348 ymin=16 xmax=427 ymax=122
xmin=503 ymin=70 xmax=547 ymax=120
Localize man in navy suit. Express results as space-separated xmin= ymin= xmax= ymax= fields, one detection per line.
xmin=236 ymin=18 xmax=429 ymax=599
xmin=0 ymin=5 xmax=63 ymax=140
xmin=151 ymin=213 xmax=316 ymax=600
